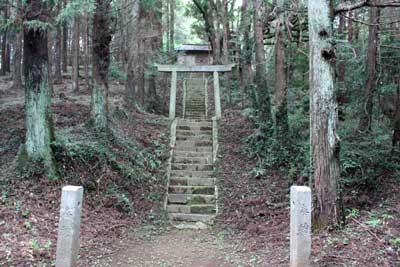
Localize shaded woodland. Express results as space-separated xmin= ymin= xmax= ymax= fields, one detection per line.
xmin=0 ymin=0 xmax=399 ymax=266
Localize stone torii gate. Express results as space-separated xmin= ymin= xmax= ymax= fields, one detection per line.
xmin=157 ymin=64 xmax=234 ymax=120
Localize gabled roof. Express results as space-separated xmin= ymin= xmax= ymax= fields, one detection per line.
xmin=176 ymin=44 xmax=212 ymax=52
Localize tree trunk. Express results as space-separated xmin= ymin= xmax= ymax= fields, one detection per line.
xmin=1 ymin=29 xmax=7 ymax=76
xmin=83 ymin=13 xmax=90 ymax=90
xmin=91 ymin=0 xmax=112 ymax=133
xmin=5 ymin=44 xmax=11 ymax=73
xmin=72 ymin=15 xmax=80 ymax=92
xmin=12 ymin=30 xmax=23 ymax=89
xmin=124 ymin=0 xmax=140 ymax=109
xmin=62 ymin=11 xmax=68 ymax=73
xmin=169 ymin=0 xmax=175 ymax=53
xmin=54 ymin=27 xmax=63 ymax=83
xmin=47 ymin=31 xmax=54 ymax=93
xmin=239 ymin=0 xmax=252 ymax=91
xmin=308 ymin=0 xmax=340 ymax=228
xmin=393 ymin=78 xmax=400 ymax=149
xmin=54 ymin=1 xmax=63 ymax=84
xmin=253 ymin=0 xmax=271 ymax=123
xmin=2 ymin=6 xmax=10 ymax=75
xmin=358 ymin=7 xmax=380 ymax=132
xmin=274 ymin=1 xmax=288 ymax=140
xmin=21 ymin=0 xmax=57 ymax=177
xmin=222 ymin=0 xmax=230 ymax=64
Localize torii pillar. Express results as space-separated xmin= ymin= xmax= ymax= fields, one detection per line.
xmin=157 ymin=64 xmax=235 ymax=120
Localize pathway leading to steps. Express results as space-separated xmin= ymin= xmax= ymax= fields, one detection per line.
xmin=92 ymin=228 xmax=265 ymax=267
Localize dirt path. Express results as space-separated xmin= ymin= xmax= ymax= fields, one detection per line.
xmin=92 ymin=227 xmax=265 ymax=267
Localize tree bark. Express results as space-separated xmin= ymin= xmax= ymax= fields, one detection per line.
xmin=239 ymin=0 xmax=252 ymax=91
xmin=393 ymin=78 xmax=400 ymax=149
xmin=1 ymin=28 xmax=7 ymax=76
xmin=62 ymin=12 xmax=68 ymax=73
xmin=12 ymin=29 xmax=23 ymax=89
xmin=21 ymin=0 xmax=57 ymax=177
xmin=253 ymin=0 xmax=271 ymax=123
xmin=72 ymin=15 xmax=80 ymax=92
xmin=83 ymin=13 xmax=90 ymax=90
xmin=308 ymin=0 xmax=340 ymax=228
xmin=222 ymin=0 xmax=230 ymax=64
xmin=358 ymin=7 xmax=380 ymax=132
xmin=169 ymin=0 xmax=175 ymax=53
xmin=274 ymin=1 xmax=288 ymax=140
xmin=91 ymin=0 xmax=112 ymax=134
xmin=125 ymin=0 xmax=140 ymax=109
xmin=54 ymin=27 xmax=63 ymax=83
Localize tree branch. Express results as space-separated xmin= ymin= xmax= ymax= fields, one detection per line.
xmin=335 ymin=0 xmax=400 ymax=15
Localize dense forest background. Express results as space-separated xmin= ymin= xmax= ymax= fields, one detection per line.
xmin=0 ymin=0 xmax=399 ymax=266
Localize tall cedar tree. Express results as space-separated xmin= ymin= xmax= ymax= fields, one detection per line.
xmin=358 ymin=7 xmax=380 ymax=132
xmin=308 ymin=0 xmax=340 ymax=227
xmin=253 ymin=0 xmax=271 ymax=125
xmin=91 ymin=0 xmax=112 ymax=133
xmin=21 ymin=0 xmax=57 ymax=176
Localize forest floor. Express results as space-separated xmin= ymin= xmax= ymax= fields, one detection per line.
xmin=0 ymin=75 xmax=399 ymax=267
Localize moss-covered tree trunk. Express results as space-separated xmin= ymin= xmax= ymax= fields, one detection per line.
xmin=274 ymin=1 xmax=288 ymax=140
xmin=91 ymin=0 xmax=112 ymax=134
xmin=358 ymin=7 xmax=380 ymax=132
xmin=253 ymin=0 xmax=271 ymax=124
xmin=308 ymin=0 xmax=340 ymax=228
xmin=22 ymin=0 xmax=57 ymax=177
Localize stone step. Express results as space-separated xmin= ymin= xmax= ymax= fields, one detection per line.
xmin=185 ymin=109 xmax=205 ymax=113
xmin=184 ymin=112 xmax=205 ymax=116
xmin=168 ymin=185 xmax=215 ymax=195
xmin=175 ymin=140 xmax=213 ymax=147
xmin=169 ymin=177 xmax=216 ymax=186
xmin=178 ymin=120 xmax=211 ymax=127
xmin=176 ymin=135 xmax=211 ymax=141
xmin=176 ymin=126 xmax=212 ymax=134
xmin=170 ymin=170 xmax=214 ymax=177
xmin=171 ymin=163 xmax=213 ymax=171
xmin=173 ymin=151 xmax=212 ymax=158
xmin=168 ymin=213 xmax=215 ymax=223
xmin=186 ymin=103 xmax=204 ymax=107
xmin=185 ymin=107 xmax=206 ymax=111
xmin=184 ymin=116 xmax=206 ymax=120
xmin=173 ymin=157 xmax=212 ymax=164
xmin=167 ymin=204 xmax=216 ymax=214
xmin=174 ymin=146 xmax=212 ymax=153
xmin=168 ymin=194 xmax=215 ymax=205
xmin=176 ymin=131 xmax=212 ymax=137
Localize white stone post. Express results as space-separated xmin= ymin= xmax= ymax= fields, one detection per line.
xmin=213 ymin=71 xmax=222 ymax=120
xmin=290 ymin=186 xmax=312 ymax=267
xmin=169 ymin=70 xmax=177 ymax=120
xmin=56 ymin=186 xmax=84 ymax=267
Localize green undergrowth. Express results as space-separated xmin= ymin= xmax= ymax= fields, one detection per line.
xmin=50 ymin=117 xmax=169 ymax=214
xmin=241 ymin=105 xmax=400 ymax=200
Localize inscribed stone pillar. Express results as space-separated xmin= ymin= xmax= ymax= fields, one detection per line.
xmin=213 ymin=71 xmax=221 ymax=120
xmin=169 ymin=70 xmax=177 ymax=120
xmin=290 ymin=186 xmax=312 ymax=267
xmin=56 ymin=186 xmax=84 ymax=267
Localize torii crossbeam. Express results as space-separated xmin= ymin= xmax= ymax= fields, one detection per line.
xmin=156 ymin=64 xmax=235 ymax=120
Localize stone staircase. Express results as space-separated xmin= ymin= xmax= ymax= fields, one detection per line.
xmin=184 ymin=78 xmax=206 ymax=120
xmin=166 ymin=76 xmax=217 ymax=225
